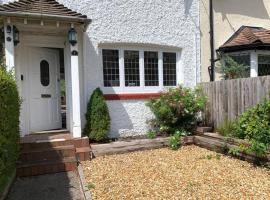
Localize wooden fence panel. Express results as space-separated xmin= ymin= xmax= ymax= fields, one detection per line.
xmin=200 ymin=76 xmax=270 ymax=129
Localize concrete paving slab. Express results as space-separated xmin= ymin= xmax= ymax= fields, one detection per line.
xmin=7 ymin=172 xmax=84 ymax=200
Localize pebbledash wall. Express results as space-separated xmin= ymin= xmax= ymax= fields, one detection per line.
xmin=3 ymin=0 xmax=200 ymax=138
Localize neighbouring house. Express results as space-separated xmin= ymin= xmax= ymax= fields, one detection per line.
xmin=217 ymin=26 xmax=270 ymax=78
xmin=0 ymin=0 xmax=200 ymax=139
xmin=200 ymin=0 xmax=270 ymax=81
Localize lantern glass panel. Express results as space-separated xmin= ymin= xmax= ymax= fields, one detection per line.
xmin=69 ymin=28 xmax=77 ymax=45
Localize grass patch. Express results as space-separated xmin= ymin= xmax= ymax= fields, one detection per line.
xmin=87 ymin=182 xmax=95 ymax=190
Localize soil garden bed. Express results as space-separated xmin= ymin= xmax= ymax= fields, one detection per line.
xmin=82 ymin=145 xmax=270 ymax=200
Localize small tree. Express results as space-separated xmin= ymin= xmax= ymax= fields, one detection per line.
xmin=83 ymin=88 xmax=110 ymax=141
xmin=217 ymin=55 xmax=249 ymax=79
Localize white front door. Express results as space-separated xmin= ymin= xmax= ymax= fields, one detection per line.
xmin=28 ymin=47 xmax=62 ymax=132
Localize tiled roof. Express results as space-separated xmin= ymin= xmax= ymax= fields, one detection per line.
xmin=218 ymin=26 xmax=270 ymax=52
xmin=0 ymin=0 xmax=90 ymax=23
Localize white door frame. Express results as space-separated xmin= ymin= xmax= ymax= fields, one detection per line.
xmin=14 ymin=34 xmax=75 ymax=137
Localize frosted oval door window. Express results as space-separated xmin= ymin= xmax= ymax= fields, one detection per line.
xmin=40 ymin=60 xmax=50 ymax=86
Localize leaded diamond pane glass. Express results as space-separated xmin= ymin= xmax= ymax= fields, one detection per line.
xmin=124 ymin=50 xmax=140 ymax=87
xmin=144 ymin=51 xmax=159 ymax=86
xmin=258 ymin=55 xmax=270 ymax=76
xmin=102 ymin=49 xmax=120 ymax=87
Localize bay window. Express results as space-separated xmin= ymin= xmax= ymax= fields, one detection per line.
xmin=102 ymin=48 xmax=179 ymax=91
xmin=224 ymin=53 xmax=250 ymax=78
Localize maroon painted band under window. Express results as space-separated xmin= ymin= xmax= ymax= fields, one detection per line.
xmin=104 ymin=93 xmax=161 ymax=100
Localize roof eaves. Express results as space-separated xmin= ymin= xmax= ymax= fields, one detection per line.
xmin=0 ymin=11 xmax=92 ymax=24
xmin=217 ymin=43 xmax=270 ymax=53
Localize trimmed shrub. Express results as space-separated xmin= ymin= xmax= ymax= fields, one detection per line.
xmin=146 ymin=86 xmax=207 ymax=135
xmin=0 ymin=67 xmax=20 ymax=192
xmin=83 ymin=88 xmax=110 ymax=141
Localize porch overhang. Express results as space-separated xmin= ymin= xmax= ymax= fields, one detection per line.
xmin=0 ymin=0 xmax=91 ymax=28
xmin=0 ymin=11 xmax=91 ymax=25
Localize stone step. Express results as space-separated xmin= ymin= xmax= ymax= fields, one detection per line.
xmin=17 ymin=157 xmax=77 ymax=177
xmin=18 ymin=145 xmax=76 ymax=163
xmin=18 ymin=135 xmax=91 ymax=176
xmin=21 ymin=137 xmax=90 ymax=152
xmin=20 ymin=139 xmax=75 ymax=152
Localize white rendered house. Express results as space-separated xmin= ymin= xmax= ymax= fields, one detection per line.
xmin=0 ymin=0 xmax=200 ymax=138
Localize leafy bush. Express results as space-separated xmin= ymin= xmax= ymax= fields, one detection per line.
xmin=146 ymin=86 xmax=207 ymax=135
xmin=169 ymin=132 xmax=182 ymax=150
xmin=83 ymin=88 xmax=110 ymax=141
xmin=226 ymin=99 xmax=270 ymax=156
xmin=0 ymin=67 xmax=20 ymax=192
xmin=169 ymin=129 xmax=189 ymax=150
xmin=216 ymin=55 xmax=249 ymax=80
xmin=234 ymin=99 xmax=270 ymax=142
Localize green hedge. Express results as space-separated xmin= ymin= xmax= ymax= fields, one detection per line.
xmin=0 ymin=67 xmax=20 ymax=193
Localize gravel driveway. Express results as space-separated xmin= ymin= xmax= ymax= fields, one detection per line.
xmin=83 ymin=145 xmax=270 ymax=200
xmin=7 ymin=172 xmax=84 ymax=200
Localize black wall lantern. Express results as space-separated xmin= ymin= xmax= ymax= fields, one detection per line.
xmin=6 ymin=25 xmax=12 ymax=42
xmin=68 ymin=28 xmax=77 ymax=46
xmin=6 ymin=25 xmax=12 ymax=34
xmin=13 ymin=26 xmax=20 ymax=46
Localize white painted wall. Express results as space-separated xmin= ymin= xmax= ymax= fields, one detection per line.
xmin=2 ymin=0 xmax=200 ymax=138
xmin=107 ymin=100 xmax=154 ymax=138
xmin=62 ymin=0 xmax=200 ymax=138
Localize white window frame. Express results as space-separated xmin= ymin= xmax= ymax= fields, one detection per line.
xmin=100 ymin=46 xmax=182 ymax=94
xmin=256 ymin=50 xmax=270 ymax=77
